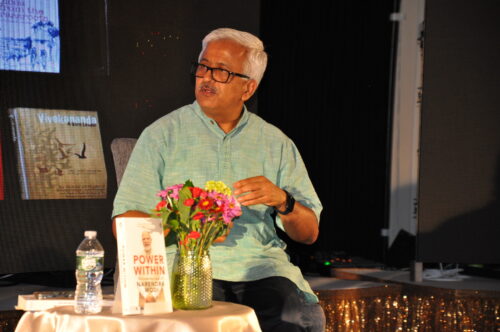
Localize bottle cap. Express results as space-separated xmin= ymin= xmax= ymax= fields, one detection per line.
xmin=84 ymin=230 xmax=97 ymax=238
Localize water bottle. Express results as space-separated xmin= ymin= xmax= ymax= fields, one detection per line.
xmin=74 ymin=230 xmax=104 ymax=314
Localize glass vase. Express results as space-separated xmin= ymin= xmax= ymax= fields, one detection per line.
xmin=171 ymin=249 xmax=212 ymax=310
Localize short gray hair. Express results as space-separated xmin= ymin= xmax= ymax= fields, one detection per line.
xmin=199 ymin=28 xmax=268 ymax=86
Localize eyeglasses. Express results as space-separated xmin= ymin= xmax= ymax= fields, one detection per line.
xmin=191 ymin=62 xmax=250 ymax=83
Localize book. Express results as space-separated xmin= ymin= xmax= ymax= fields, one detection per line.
xmin=16 ymin=292 xmax=114 ymax=311
xmin=8 ymin=107 xmax=107 ymax=199
xmin=114 ymin=217 xmax=173 ymax=315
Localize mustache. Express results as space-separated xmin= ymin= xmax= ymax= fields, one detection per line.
xmin=199 ymin=83 xmax=217 ymax=94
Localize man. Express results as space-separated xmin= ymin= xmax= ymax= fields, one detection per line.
xmin=137 ymin=231 xmax=164 ymax=305
xmin=141 ymin=231 xmax=152 ymax=255
xmin=113 ymin=28 xmax=324 ymax=332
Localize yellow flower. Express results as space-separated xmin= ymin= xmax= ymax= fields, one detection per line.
xmin=205 ymin=180 xmax=232 ymax=196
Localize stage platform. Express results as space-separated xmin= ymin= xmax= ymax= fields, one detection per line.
xmin=329 ymin=267 xmax=500 ymax=292
xmin=1 ymin=269 xmax=500 ymax=331
xmin=308 ymin=268 xmax=500 ymax=331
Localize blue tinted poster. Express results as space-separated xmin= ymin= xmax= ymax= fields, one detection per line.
xmin=0 ymin=0 xmax=60 ymax=73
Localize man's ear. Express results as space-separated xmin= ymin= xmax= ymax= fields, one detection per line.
xmin=241 ymin=79 xmax=258 ymax=102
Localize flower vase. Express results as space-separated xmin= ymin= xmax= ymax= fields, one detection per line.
xmin=171 ymin=249 xmax=212 ymax=310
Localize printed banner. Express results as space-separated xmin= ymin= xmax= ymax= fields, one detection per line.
xmin=9 ymin=107 xmax=107 ymax=199
xmin=0 ymin=0 xmax=60 ymax=73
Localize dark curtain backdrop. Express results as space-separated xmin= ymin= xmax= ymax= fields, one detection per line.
xmin=259 ymin=1 xmax=396 ymax=267
xmin=0 ymin=0 xmax=260 ymax=275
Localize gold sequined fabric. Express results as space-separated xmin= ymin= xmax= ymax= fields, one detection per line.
xmin=317 ymin=284 xmax=500 ymax=331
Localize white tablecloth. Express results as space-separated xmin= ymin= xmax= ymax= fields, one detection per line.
xmin=15 ymin=301 xmax=262 ymax=332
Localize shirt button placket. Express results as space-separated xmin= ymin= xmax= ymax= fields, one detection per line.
xmin=217 ymin=138 xmax=223 ymax=179
xmin=222 ymin=136 xmax=231 ymax=179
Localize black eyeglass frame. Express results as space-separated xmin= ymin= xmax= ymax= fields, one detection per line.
xmin=191 ymin=62 xmax=250 ymax=83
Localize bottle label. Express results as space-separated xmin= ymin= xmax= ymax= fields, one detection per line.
xmin=77 ymin=256 xmax=104 ymax=271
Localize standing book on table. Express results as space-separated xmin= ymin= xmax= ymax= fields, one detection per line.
xmin=114 ymin=217 xmax=173 ymax=315
xmin=8 ymin=107 xmax=107 ymax=199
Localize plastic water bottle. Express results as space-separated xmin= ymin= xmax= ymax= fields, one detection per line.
xmin=74 ymin=230 xmax=104 ymax=314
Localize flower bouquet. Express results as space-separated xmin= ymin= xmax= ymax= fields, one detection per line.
xmin=152 ymin=180 xmax=242 ymax=309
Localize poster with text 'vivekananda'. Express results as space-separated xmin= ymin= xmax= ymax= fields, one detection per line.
xmin=0 ymin=0 xmax=60 ymax=73
xmin=9 ymin=108 xmax=107 ymax=199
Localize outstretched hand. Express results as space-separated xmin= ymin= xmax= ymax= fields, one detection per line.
xmin=234 ymin=176 xmax=319 ymax=244
xmin=233 ymin=176 xmax=286 ymax=209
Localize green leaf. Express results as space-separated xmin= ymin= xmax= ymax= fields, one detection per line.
xmin=167 ymin=212 xmax=179 ymax=230
xmin=214 ymin=227 xmax=225 ymax=239
xmin=192 ymin=219 xmax=201 ymax=231
xmin=184 ymin=179 xmax=194 ymax=188
xmin=178 ymin=185 xmax=193 ymax=225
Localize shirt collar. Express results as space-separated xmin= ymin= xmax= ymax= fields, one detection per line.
xmin=192 ymin=100 xmax=250 ymax=137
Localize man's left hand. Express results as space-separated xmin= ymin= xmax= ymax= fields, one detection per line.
xmin=233 ymin=176 xmax=286 ymax=209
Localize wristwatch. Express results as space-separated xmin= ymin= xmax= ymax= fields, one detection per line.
xmin=275 ymin=190 xmax=295 ymax=215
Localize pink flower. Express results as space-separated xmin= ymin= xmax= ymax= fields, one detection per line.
xmin=156 ymin=190 xmax=169 ymax=199
xmin=208 ymin=191 xmax=225 ymax=205
xmin=222 ymin=213 xmax=232 ymax=224
xmin=205 ymin=215 xmax=216 ymax=223
xmin=166 ymin=184 xmax=184 ymax=199
xmin=222 ymin=196 xmax=242 ymax=224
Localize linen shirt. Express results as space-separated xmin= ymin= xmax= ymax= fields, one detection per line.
xmin=113 ymin=101 xmax=323 ymax=302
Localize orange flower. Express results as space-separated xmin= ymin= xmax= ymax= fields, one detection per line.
xmin=183 ymin=198 xmax=195 ymax=206
xmin=187 ymin=231 xmax=201 ymax=239
xmin=156 ymin=200 xmax=167 ymax=211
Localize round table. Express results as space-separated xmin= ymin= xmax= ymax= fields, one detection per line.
xmin=15 ymin=301 xmax=262 ymax=332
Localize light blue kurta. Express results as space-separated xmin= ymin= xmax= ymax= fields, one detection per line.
xmin=113 ymin=101 xmax=323 ymax=302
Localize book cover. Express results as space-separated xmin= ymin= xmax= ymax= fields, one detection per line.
xmin=115 ymin=217 xmax=173 ymax=315
xmin=8 ymin=108 xmax=107 ymax=199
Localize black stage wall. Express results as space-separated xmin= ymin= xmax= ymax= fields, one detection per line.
xmin=259 ymin=1 xmax=395 ymax=265
xmin=0 ymin=0 xmax=260 ymax=274
xmin=417 ymin=0 xmax=500 ymax=263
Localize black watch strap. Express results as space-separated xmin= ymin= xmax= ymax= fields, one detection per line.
xmin=275 ymin=190 xmax=295 ymax=215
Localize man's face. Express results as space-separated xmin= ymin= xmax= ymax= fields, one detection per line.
xmin=195 ymin=39 xmax=254 ymax=116
xmin=142 ymin=232 xmax=152 ymax=251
